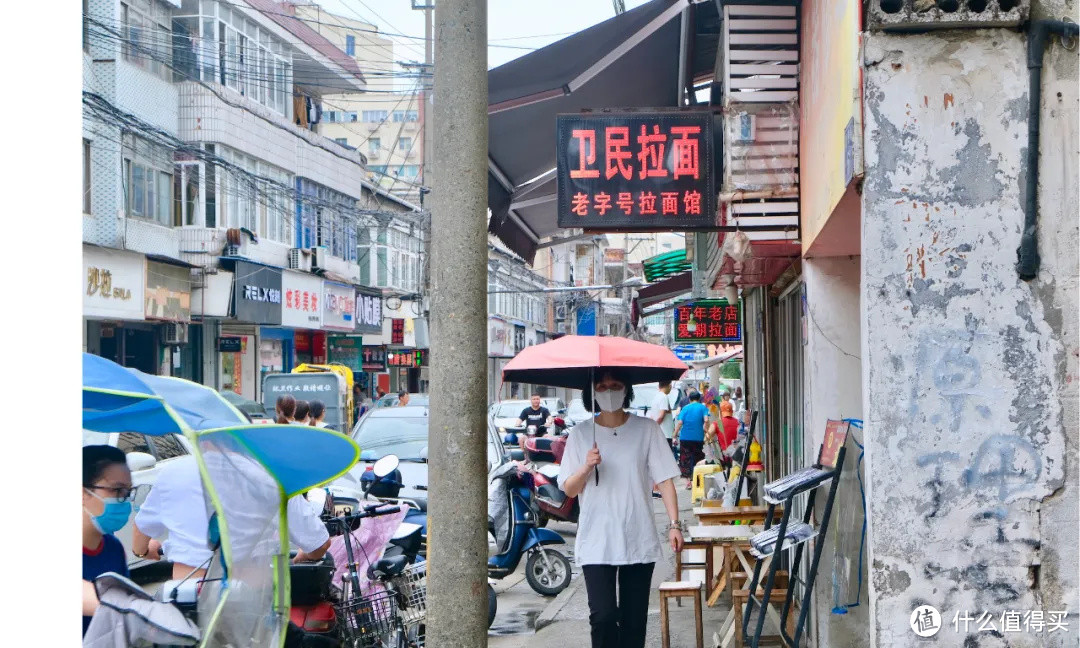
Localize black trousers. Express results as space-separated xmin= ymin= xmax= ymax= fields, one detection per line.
xmin=581 ymin=562 xmax=655 ymax=648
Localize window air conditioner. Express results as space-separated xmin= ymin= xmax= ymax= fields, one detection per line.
xmin=160 ymin=322 xmax=188 ymax=346
xmin=555 ymin=305 xmax=568 ymax=321
xmin=288 ymin=248 xmax=313 ymax=272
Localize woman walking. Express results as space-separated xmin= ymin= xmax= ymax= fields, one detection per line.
xmin=558 ymin=370 xmax=683 ymax=648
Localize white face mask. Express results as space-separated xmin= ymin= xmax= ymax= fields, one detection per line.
xmin=594 ymin=388 xmax=626 ymax=413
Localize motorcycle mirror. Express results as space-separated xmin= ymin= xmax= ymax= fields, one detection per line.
xmin=373 ymin=454 xmax=400 ymax=479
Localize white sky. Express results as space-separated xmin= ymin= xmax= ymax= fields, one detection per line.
xmin=316 ymin=0 xmax=654 ymax=69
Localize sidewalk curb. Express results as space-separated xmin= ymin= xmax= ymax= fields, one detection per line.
xmin=534 ymin=572 xmax=583 ymax=631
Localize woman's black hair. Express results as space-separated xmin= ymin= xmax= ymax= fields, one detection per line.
xmin=581 ymin=371 xmax=635 ymax=413
xmin=83 ymin=445 xmax=127 ymax=486
xmin=309 ymin=400 xmax=326 ymax=424
xmin=294 ymin=400 xmax=311 ymax=421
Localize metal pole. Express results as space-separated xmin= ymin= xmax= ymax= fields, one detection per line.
xmin=427 ymin=0 xmax=488 ymax=645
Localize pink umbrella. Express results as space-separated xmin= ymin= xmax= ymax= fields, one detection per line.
xmin=501 ymin=335 xmax=688 ymax=390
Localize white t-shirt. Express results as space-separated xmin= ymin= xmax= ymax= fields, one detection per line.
xmin=650 ymin=391 xmax=674 ymax=439
xmin=135 ymin=455 xmax=330 ymax=565
xmin=557 ymin=415 xmax=680 ymax=566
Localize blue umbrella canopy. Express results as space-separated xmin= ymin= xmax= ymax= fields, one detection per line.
xmin=195 ymin=425 xmax=359 ymax=498
xmin=83 ymin=352 xmax=246 ymax=434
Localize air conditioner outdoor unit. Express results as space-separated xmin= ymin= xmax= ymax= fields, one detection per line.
xmin=555 ymin=305 xmax=568 ymax=321
xmin=288 ymin=247 xmax=313 ymax=271
xmin=311 ymin=246 xmax=329 ymax=270
xmin=160 ymin=322 xmax=188 ymax=346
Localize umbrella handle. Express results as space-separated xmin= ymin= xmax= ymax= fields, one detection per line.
xmin=595 ymin=467 xmax=599 ymax=485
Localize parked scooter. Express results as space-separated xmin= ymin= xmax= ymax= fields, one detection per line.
xmin=520 ymin=435 xmax=578 ymax=526
xmin=487 ymin=462 xmax=572 ymax=597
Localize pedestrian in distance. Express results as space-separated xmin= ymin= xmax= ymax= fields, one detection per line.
xmin=558 ymin=370 xmax=683 ymax=648
xmin=275 ymin=394 xmax=296 ymax=424
xmin=309 ymin=400 xmax=329 ymax=428
xmin=673 ymin=391 xmax=709 ymax=488
xmin=397 ymin=390 xmax=410 ymax=407
xmin=294 ymin=400 xmax=311 ymax=425
xmin=82 ymin=445 xmax=133 ymax=636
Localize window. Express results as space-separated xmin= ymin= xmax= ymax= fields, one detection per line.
xmin=83 ymin=0 xmax=90 ymax=53
xmin=174 ymin=1 xmax=292 ymax=116
xmin=398 ymin=137 xmax=413 ymax=152
xmin=345 ymin=34 xmax=355 ymax=56
xmin=334 ymin=137 xmax=349 ymax=146
xmin=83 ymin=139 xmax=92 ymax=215
xmin=398 ymin=165 xmax=420 ymax=180
xmin=297 ymin=178 xmax=358 ymax=260
xmin=123 ymin=134 xmax=174 ymax=226
xmin=347 ymin=112 xmax=358 ymax=122
xmin=362 ymin=110 xmax=389 ymax=123
xmin=392 ymin=110 xmax=419 ymax=122
xmin=369 ymin=138 xmax=381 ymax=155
xmin=117 ymin=432 xmax=153 ymax=456
xmin=121 ymin=0 xmax=172 ymax=81
xmin=150 ymin=434 xmax=188 ymax=460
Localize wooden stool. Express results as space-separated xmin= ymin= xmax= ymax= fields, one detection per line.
xmin=674 ymin=540 xmax=715 ymax=607
xmin=659 ymin=581 xmax=704 ymax=648
xmin=731 ymin=572 xmax=795 ymax=648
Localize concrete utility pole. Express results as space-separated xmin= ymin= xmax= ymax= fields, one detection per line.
xmin=426 ymin=0 xmax=488 ymax=645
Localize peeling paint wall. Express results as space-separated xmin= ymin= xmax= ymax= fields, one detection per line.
xmin=861 ymin=27 xmax=1078 ymax=648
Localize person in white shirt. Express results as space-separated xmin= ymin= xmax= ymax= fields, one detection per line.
xmin=309 ymin=400 xmax=330 ymax=428
xmin=132 ymin=455 xmax=331 ymax=581
xmin=650 ymin=381 xmax=676 ymax=450
xmin=558 ymin=371 xmax=683 ymax=648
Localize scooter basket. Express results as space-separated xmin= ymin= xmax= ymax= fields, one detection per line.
xmin=337 ymin=590 xmax=397 ymax=642
xmin=391 ymin=562 xmax=427 ymax=624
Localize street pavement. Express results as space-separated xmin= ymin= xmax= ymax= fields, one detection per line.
xmin=489 ymin=479 xmax=734 ymax=648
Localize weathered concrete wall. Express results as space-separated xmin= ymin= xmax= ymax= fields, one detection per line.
xmin=861 ymin=28 xmax=1078 ymax=647
xmin=802 ymin=256 xmax=868 ymax=648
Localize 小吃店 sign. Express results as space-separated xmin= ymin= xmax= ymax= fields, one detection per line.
xmin=361 ymin=345 xmax=387 ymax=371
xmin=387 ymin=348 xmax=428 ymax=368
xmin=556 ymin=111 xmax=716 ymax=231
xmin=673 ymin=299 xmax=741 ymax=343
xmin=83 ymin=245 xmax=145 ymax=321
xmin=145 ymin=261 xmax=192 ymax=322
xmin=281 ymin=271 xmax=324 ymax=329
xmin=323 ymin=282 xmax=356 ymax=332
xmin=354 ymin=287 xmax=383 ymax=334
xmin=232 ymin=260 xmax=282 ymax=325
xmin=217 ymin=336 xmax=243 ymax=352
xmin=391 ymin=318 xmax=405 ymax=345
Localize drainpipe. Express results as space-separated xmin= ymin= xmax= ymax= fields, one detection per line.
xmin=1016 ymin=19 xmax=1079 ymax=281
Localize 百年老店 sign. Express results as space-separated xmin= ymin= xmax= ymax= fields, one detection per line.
xmin=557 ymin=111 xmax=716 ymax=231
xmin=673 ymin=299 xmax=741 ymax=344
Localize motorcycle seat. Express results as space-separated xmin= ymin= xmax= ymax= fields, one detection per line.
xmin=372 ymin=554 xmax=409 ymax=578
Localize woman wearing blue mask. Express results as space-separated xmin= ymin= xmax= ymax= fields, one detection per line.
xmin=82 ymin=445 xmax=134 ymax=636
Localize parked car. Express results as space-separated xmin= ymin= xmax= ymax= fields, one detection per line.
xmin=81 ymin=429 xmax=194 ymax=570
xmin=489 ymin=400 xmax=531 ymax=437
xmin=219 ymin=390 xmax=273 ymax=424
xmin=541 ymin=398 xmax=568 ymax=417
xmin=338 ymin=407 xmax=509 ymax=501
xmin=565 ymin=398 xmax=592 ymax=426
xmin=374 ymin=393 xmax=430 ymax=408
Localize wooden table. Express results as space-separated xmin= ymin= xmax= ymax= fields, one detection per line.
xmin=693 ymin=505 xmax=778 ymax=527
xmin=685 ymin=525 xmax=762 ymax=608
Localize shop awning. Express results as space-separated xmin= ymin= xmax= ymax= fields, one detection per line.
xmin=687 ymin=348 xmax=742 ymax=370
xmin=643 ymin=249 xmax=691 ymax=283
xmin=487 ymin=0 xmax=701 ymax=262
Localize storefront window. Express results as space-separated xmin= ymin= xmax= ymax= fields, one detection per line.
xmin=260 ymin=338 xmax=284 ymax=376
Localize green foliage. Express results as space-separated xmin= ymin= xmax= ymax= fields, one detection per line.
xmin=721 ymin=361 xmax=742 ymax=380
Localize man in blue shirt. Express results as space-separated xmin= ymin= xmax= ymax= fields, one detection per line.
xmin=674 ymin=391 xmax=709 ymax=486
